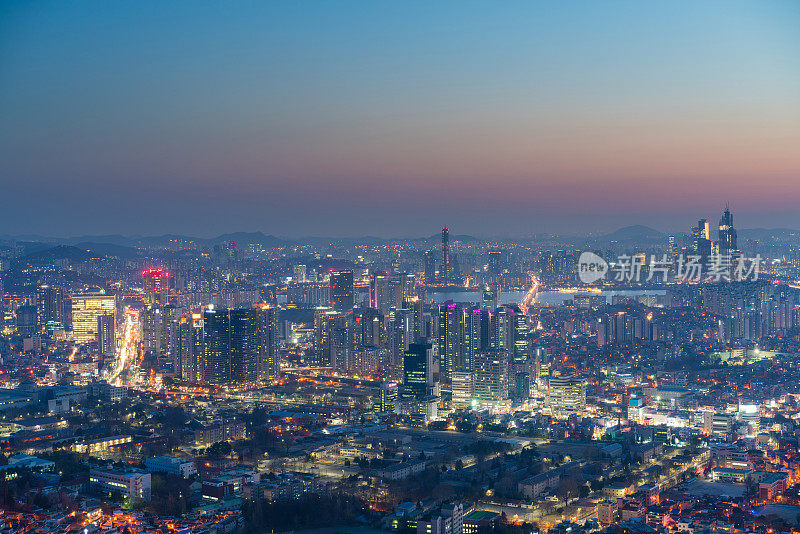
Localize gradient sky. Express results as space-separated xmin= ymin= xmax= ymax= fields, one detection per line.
xmin=2 ymin=1 xmax=800 ymax=238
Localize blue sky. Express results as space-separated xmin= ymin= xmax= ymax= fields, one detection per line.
xmin=2 ymin=1 xmax=799 ymax=237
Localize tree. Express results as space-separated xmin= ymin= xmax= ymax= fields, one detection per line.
xmin=207 ymin=441 xmax=232 ymax=457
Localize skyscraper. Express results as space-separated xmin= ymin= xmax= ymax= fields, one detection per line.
xmin=693 ymin=219 xmax=712 ymax=259
xmin=718 ymin=205 xmax=738 ymax=256
xmin=97 ymin=314 xmax=115 ymax=356
xmin=256 ymin=304 xmax=280 ymax=380
xmin=437 ymin=301 xmax=462 ymax=382
xmin=36 ymin=284 xmax=65 ymax=333
xmin=329 ymin=269 xmax=354 ymax=312
xmin=71 ymin=290 xmax=116 ymax=345
xmin=141 ymin=305 xmax=163 ymax=354
xmin=548 ymin=375 xmax=586 ymax=419
xmin=473 ymin=349 xmax=509 ymax=408
xmin=292 ymin=264 xmax=307 ymax=283
xmin=178 ymin=313 xmax=205 ymax=382
xmin=441 ymin=227 xmax=450 ymax=286
xmin=403 ymin=341 xmax=434 ymax=400
xmin=203 ymin=307 xmax=230 ymax=384
xmin=142 ymin=268 xmax=170 ymax=304
xmin=229 ymin=308 xmax=259 ymax=383
xmin=424 ymin=251 xmax=437 ymax=285
xmin=369 ymin=271 xmax=392 ymax=315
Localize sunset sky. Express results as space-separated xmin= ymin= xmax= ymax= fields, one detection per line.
xmin=2 ymin=1 xmax=799 ymax=237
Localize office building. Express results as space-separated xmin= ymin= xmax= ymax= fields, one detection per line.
xmin=256 ymin=304 xmax=280 ymax=380
xmin=97 ymin=314 xmax=115 ymax=356
xmin=142 ymin=268 xmax=169 ymax=304
xmin=548 ymin=375 xmax=586 ymax=419
xmin=718 ymin=205 xmax=738 ymax=256
xmin=441 ymin=227 xmax=450 ymax=285
xmin=89 ymin=467 xmax=151 ymax=502
xmin=229 ymin=308 xmax=259 ymax=383
xmin=403 ymin=341 xmax=435 ymax=399
xmin=36 ymin=284 xmax=65 ymax=333
xmin=15 ymin=305 xmax=37 ymax=337
xmin=473 ymin=349 xmax=509 ymax=408
xmin=71 ymin=290 xmax=116 ymax=345
xmin=329 ymin=269 xmax=354 ymax=312
xmin=145 ymin=456 xmax=198 ymax=478
xmin=451 ymin=371 xmax=474 ymax=410
xmin=292 ymin=264 xmax=307 ymax=283
xmin=177 ymin=313 xmax=204 ymax=382
xmin=203 ymin=307 xmax=230 ymax=383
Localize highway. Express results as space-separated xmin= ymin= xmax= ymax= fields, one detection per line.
xmin=519 ymin=272 xmax=540 ymax=315
xmin=106 ymin=306 xmax=139 ymax=386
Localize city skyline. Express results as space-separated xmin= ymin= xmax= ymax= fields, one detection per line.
xmin=2 ymin=2 xmax=800 ymax=236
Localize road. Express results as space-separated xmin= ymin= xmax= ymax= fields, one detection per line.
xmin=519 ymin=272 xmax=540 ymax=315
xmin=106 ymin=306 xmax=139 ymax=386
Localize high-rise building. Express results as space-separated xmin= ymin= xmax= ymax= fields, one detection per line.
xmin=441 ymin=227 xmax=450 ymax=286
xmin=203 ymin=307 xmax=230 ymax=383
xmin=548 ymin=375 xmax=586 ymax=419
xmin=292 ymin=264 xmax=307 ymax=283
xmin=177 ymin=313 xmax=204 ymax=382
xmin=198 ymin=307 xmax=261 ymax=385
xmin=160 ymin=304 xmax=181 ymax=365
xmin=437 ymin=301 xmax=462 ymax=382
xmin=229 ymin=308 xmax=259 ymax=383
xmin=369 ymin=271 xmax=392 ymax=315
xmin=473 ymin=349 xmax=509 ymax=408
xmin=36 ymin=284 xmax=65 ymax=333
xmin=424 ymin=251 xmax=437 ymax=284
xmin=693 ymin=219 xmax=712 ymax=259
xmin=379 ymin=381 xmax=398 ymax=413
xmin=15 ymin=305 xmax=37 ymax=337
xmin=312 ymin=309 xmax=338 ymax=367
xmin=451 ymin=371 xmax=473 ymax=410
xmin=718 ymin=205 xmax=738 ymax=256
xmin=141 ymin=305 xmax=163 ymax=354
xmin=142 ymin=268 xmax=170 ymax=304
xmin=71 ymin=290 xmax=116 ymax=345
xmin=256 ymin=304 xmax=280 ymax=381
xmin=329 ymin=269 xmax=354 ymax=312
xmin=97 ymin=314 xmax=115 ymax=356
xmin=403 ymin=341 xmax=435 ymax=399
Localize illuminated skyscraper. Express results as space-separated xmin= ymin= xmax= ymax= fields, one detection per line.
xmin=693 ymin=219 xmax=712 ymax=259
xmin=403 ymin=341 xmax=435 ymax=400
xmin=473 ymin=349 xmax=509 ymax=408
xmin=142 ymin=268 xmax=170 ymax=304
xmin=97 ymin=314 xmax=115 ymax=356
xmin=36 ymin=284 xmax=65 ymax=333
xmin=141 ymin=305 xmax=163 ymax=353
xmin=441 ymin=227 xmax=450 ymax=286
xmin=369 ymin=271 xmax=392 ymax=315
xmin=548 ymin=375 xmax=586 ymax=419
xmin=203 ymin=307 xmax=230 ymax=383
xmin=71 ymin=290 xmax=116 ymax=344
xmin=718 ymin=205 xmax=738 ymax=256
xmin=256 ymin=304 xmax=280 ymax=380
xmin=292 ymin=264 xmax=307 ymax=283
xmin=178 ymin=313 xmax=204 ymax=382
xmin=329 ymin=269 xmax=354 ymax=312
xmin=229 ymin=308 xmax=259 ymax=384
xmin=437 ymin=301 xmax=462 ymax=382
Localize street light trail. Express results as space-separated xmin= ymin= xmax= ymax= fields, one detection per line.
xmin=519 ymin=271 xmax=540 ymax=316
